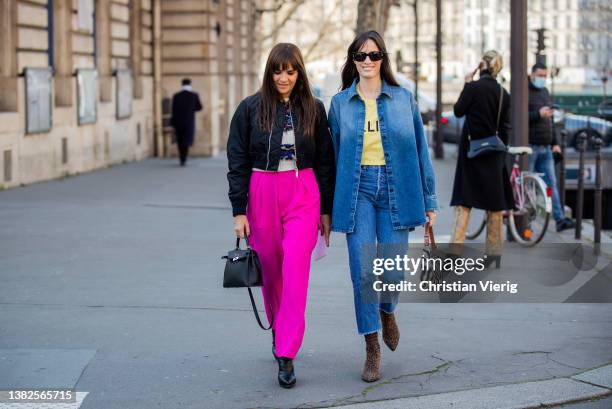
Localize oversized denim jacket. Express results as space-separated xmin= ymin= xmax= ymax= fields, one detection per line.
xmin=328 ymin=79 xmax=439 ymax=233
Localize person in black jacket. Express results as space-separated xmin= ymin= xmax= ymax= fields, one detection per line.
xmin=170 ymin=78 xmax=202 ymax=166
xmin=528 ymin=63 xmax=575 ymax=232
xmin=226 ymin=43 xmax=335 ymax=389
xmin=450 ymin=50 xmax=514 ymax=266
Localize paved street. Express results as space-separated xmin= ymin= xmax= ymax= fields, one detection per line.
xmin=1 ymin=152 xmax=611 ymax=409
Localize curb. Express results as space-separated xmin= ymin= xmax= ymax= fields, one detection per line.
xmin=328 ymin=364 xmax=612 ymax=409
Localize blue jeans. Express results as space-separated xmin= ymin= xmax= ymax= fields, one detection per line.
xmin=528 ymin=145 xmax=564 ymax=222
xmin=346 ymin=166 xmax=409 ymax=335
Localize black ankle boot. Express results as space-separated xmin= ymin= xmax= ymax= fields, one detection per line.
xmin=272 ymin=330 xmax=278 ymax=360
xmin=277 ymin=357 xmax=296 ymax=388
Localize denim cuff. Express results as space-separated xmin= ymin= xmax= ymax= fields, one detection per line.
xmin=424 ymin=194 xmax=439 ymax=212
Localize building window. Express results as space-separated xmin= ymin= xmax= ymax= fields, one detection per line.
xmin=77 ymin=0 xmax=94 ymax=32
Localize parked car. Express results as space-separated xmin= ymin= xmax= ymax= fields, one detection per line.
xmin=438 ymin=110 xmax=612 ymax=148
xmin=438 ymin=111 xmax=464 ymax=144
xmin=558 ymin=112 xmax=612 ymax=149
xmin=598 ymin=100 xmax=612 ymax=119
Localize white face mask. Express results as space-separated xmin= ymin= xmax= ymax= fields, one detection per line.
xmin=532 ymin=77 xmax=546 ymax=89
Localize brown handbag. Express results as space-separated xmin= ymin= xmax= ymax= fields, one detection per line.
xmin=420 ymin=224 xmax=443 ymax=284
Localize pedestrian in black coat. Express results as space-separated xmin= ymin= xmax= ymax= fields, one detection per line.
xmin=170 ymin=78 xmax=203 ymax=166
xmin=449 ymin=50 xmax=515 ymax=264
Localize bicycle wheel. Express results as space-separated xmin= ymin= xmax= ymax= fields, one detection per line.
xmin=465 ymin=210 xmax=487 ymax=240
xmin=508 ymin=174 xmax=551 ymax=247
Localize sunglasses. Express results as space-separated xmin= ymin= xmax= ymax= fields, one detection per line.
xmin=352 ymin=51 xmax=385 ymax=62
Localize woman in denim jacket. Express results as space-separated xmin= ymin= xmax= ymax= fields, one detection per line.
xmin=328 ymin=31 xmax=438 ymax=382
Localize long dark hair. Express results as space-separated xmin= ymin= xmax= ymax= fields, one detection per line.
xmin=340 ymin=31 xmax=399 ymax=90
xmin=259 ymin=43 xmax=317 ymax=139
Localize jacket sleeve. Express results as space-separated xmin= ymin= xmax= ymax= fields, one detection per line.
xmin=328 ymin=96 xmax=340 ymax=163
xmin=529 ymin=108 xmax=540 ymax=123
xmin=195 ymin=93 xmax=203 ymax=112
xmin=313 ymin=100 xmax=336 ymax=215
xmin=453 ymin=82 xmax=474 ymax=118
xmin=545 ymin=89 xmax=558 ymax=146
xmin=227 ymin=99 xmax=252 ymax=217
xmin=499 ymin=90 xmax=512 ymax=145
xmin=551 ymin=127 xmax=558 ymax=146
xmin=411 ymin=93 xmax=439 ymax=212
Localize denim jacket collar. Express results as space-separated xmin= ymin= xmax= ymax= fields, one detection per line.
xmin=348 ymin=78 xmax=393 ymax=100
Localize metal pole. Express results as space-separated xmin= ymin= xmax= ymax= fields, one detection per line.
xmin=510 ymin=0 xmax=529 ymax=169
xmin=594 ymin=136 xmax=603 ymax=253
xmin=575 ymin=131 xmax=587 ymax=240
xmin=559 ymin=129 xmax=568 ymax=208
xmin=434 ymin=0 xmax=443 ymax=159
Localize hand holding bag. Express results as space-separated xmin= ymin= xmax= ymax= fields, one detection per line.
xmin=467 ymin=83 xmax=507 ymax=159
xmin=419 ymin=224 xmax=443 ymax=284
xmin=222 ymin=237 xmax=272 ymax=330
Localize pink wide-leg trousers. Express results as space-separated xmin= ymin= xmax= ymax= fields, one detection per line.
xmin=247 ymin=168 xmax=320 ymax=359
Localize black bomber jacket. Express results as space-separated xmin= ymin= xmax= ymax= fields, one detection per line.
xmin=226 ymin=92 xmax=335 ymax=217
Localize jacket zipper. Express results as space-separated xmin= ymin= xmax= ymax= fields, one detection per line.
xmin=265 ymin=128 xmax=272 ymax=170
xmin=289 ymin=106 xmax=299 ymax=178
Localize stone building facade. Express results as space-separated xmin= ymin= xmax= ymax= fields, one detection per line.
xmin=0 ymin=0 xmax=259 ymax=189
xmin=160 ymin=0 xmax=259 ymax=158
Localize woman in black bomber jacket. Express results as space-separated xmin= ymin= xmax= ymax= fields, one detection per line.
xmin=226 ymin=43 xmax=335 ymax=389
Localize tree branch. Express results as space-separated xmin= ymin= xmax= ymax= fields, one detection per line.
xmin=303 ymin=0 xmax=344 ymax=61
xmin=260 ymin=0 xmax=306 ymax=41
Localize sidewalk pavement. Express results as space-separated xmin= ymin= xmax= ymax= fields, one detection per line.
xmin=0 ymin=152 xmax=610 ymax=409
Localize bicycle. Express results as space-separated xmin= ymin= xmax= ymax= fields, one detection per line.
xmin=465 ymin=146 xmax=552 ymax=247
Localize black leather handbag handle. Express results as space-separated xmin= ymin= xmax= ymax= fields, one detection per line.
xmin=234 ymin=236 xmax=273 ymax=331
xmin=235 ymin=236 xmax=252 ymax=249
xmin=247 ymin=287 xmax=273 ymax=330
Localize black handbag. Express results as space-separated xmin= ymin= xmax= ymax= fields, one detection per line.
xmin=467 ymin=83 xmax=507 ymax=159
xmin=222 ymin=237 xmax=273 ymax=330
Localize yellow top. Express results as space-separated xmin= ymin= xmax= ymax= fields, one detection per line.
xmin=357 ymin=85 xmax=386 ymax=165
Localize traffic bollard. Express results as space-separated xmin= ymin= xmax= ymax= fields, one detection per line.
xmin=575 ymin=131 xmax=587 ymax=240
xmin=593 ymin=136 xmax=603 ymax=254
xmin=559 ymin=129 xmax=568 ymax=209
